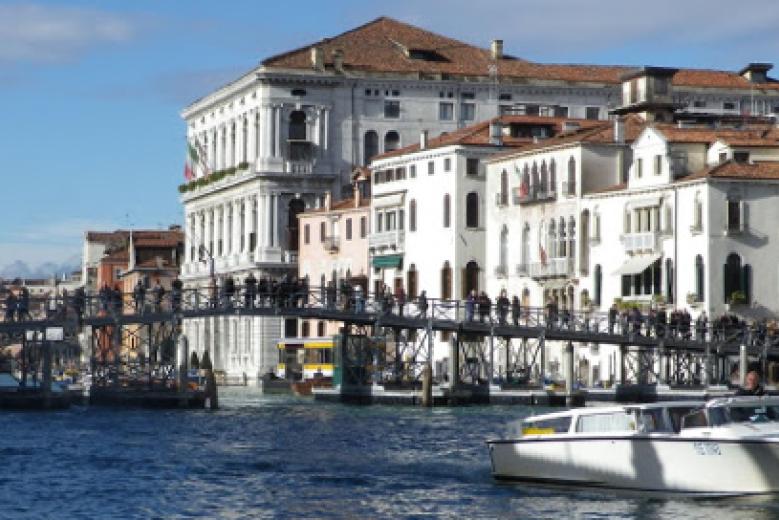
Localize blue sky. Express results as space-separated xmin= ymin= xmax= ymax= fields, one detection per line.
xmin=1 ymin=0 xmax=777 ymax=269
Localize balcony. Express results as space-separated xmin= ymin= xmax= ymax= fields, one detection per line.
xmin=623 ymin=231 xmax=658 ymax=254
xmin=494 ymin=264 xmax=508 ymax=278
xmin=561 ymin=181 xmax=576 ymax=197
xmin=514 ymin=186 xmax=557 ymax=205
xmin=285 ymin=160 xmax=313 ymax=174
xmin=369 ymin=229 xmax=405 ymax=254
xmin=515 ymin=263 xmax=528 ymax=276
xmin=528 ymin=257 xmax=575 ymax=279
xmin=323 ymin=236 xmax=340 ymax=253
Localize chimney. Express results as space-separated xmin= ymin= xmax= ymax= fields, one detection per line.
xmin=491 ymin=39 xmax=503 ymax=60
xmin=420 ymin=130 xmax=428 ymax=149
xmin=332 ymin=49 xmax=344 ymax=73
xmin=489 ymin=121 xmax=503 ymax=146
xmin=324 ymin=191 xmax=332 ymax=211
xmin=613 ymin=117 xmax=625 ymax=144
xmin=739 ymin=62 xmax=772 ymax=84
xmin=310 ymin=47 xmax=324 ymax=71
xmin=353 ymin=182 xmax=361 ymax=208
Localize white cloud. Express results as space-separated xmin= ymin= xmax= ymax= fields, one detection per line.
xmin=0 ymin=3 xmax=136 ymax=63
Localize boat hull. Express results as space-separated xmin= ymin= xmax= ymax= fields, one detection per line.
xmin=488 ymin=436 xmax=779 ymax=495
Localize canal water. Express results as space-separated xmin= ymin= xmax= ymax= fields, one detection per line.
xmin=2 ymin=388 xmax=779 ymax=519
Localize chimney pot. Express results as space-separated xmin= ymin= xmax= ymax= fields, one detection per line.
xmin=310 ymin=47 xmax=324 ymax=71
xmin=324 ymin=191 xmax=332 ymax=211
xmin=491 ymin=39 xmax=504 ymax=60
xmin=614 ymin=117 xmax=625 ymax=144
xmin=332 ymin=49 xmax=344 ymax=73
xmin=420 ymin=130 xmax=428 ymax=149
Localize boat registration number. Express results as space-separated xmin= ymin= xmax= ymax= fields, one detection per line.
xmin=693 ymin=442 xmax=721 ymax=456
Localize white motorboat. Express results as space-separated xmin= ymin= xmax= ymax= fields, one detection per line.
xmin=487 ymin=397 xmax=779 ymax=496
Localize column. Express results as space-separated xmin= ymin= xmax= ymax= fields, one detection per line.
xmin=216 ymin=126 xmax=224 ymax=170
xmin=267 ymin=194 xmax=275 ymax=248
xmin=221 ymin=204 xmax=229 ymax=258
xmin=242 ymin=198 xmax=251 ymax=255
xmin=232 ymin=199 xmax=241 ymax=256
xmin=204 ymin=208 xmax=213 ymax=261
xmin=260 ymin=105 xmax=271 ymax=159
xmin=272 ymin=194 xmax=280 ymax=248
xmin=273 ymin=105 xmax=281 ymax=158
xmin=254 ymin=195 xmax=262 ymax=256
xmin=195 ymin=212 xmax=204 ymax=263
xmin=247 ymin=111 xmax=257 ymax=165
xmin=184 ymin=212 xmax=192 ymax=263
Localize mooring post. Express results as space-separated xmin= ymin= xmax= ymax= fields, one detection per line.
xmin=538 ymin=333 xmax=546 ymax=387
xmin=449 ymin=333 xmax=460 ymax=394
xmin=565 ymin=341 xmax=575 ymax=407
xmin=42 ymin=333 xmax=52 ymax=409
xmin=421 ymin=316 xmax=434 ymax=407
xmin=488 ymin=326 xmax=495 ymax=386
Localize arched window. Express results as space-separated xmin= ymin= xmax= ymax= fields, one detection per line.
xmin=407 ymin=264 xmax=418 ymax=299
xmin=500 ymin=170 xmax=508 ymax=205
xmin=665 ymin=258 xmax=674 ymax=304
xmin=724 ymin=253 xmax=750 ymax=303
xmin=301 ymin=321 xmax=310 ymax=337
xmin=693 ymin=192 xmax=703 ymax=231
xmin=531 ymin=162 xmax=539 ymax=190
xmin=567 ymin=156 xmax=576 ymax=195
xmin=521 ymin=224 xmax=530 ymax=269
xmin=594 ymin=264 xmax=602 ymax=306
xmin=409 ymin=199 xmax=417 ymax=232
xmin=364 ymin=131 xmax=378 ymax=164
xmin=466 ymin=192 xmax=479 ymax=228
xmin=549 ymin=159 xmax=557 ymax=193
xmin=499 ymin=225 xmax=508 ymax=271
xmin=441 ymin=261 xmax=452 ymax=300
xmin=443 ymin=194 xmax=451 ymax=228
xmin=521 ymin=166 xmax=531 ymax=198
xmin=464 ymin=261 xmax=480 ymax=298
xmin=568 ymin=217 xmax=576 ymax=260
xmin=695 ymin=255 xmax=705 ymax=302
xmin=558 ymin=217 xmax=567 ymax=257
xmin=384 ymin=131 xmax=400 ymax=152
xmin=289 ymin=110 xmax=307 ymax=140
xmin=540 ymin=161 xmax=548 ymax=193
xmin=317 ymin=321 xmax=325 ymax=337
xmin=548 ymin=220 xmax=557 ymax=258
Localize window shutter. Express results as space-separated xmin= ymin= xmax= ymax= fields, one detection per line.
xmin=739 ymin=201 xmax=746 ymax=232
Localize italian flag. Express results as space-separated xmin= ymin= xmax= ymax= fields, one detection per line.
xmin=184 ymin=142 xmax=198 ymax=181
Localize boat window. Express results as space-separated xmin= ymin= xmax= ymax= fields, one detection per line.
xmin=667 ymin=407 xmax=695 ymax=433
xmin=638 ymin=409 xmax=672 ymax=433
xmin=708 ymin=407 xmax=729 ymax=426
xmin=726 ymin=405 xmax=779 ymax=424
xmin=681 ymin=410 xmax=708 ymax=429
xmin=523 ymin=416 xmax=571 ymax=435
xmin=576 ymin=412 xmax=636 ymax=433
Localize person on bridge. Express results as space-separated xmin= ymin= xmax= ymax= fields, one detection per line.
xmin=152 ymin=279 xmax=165 ymax=313
xmin=395 ymin=286 xmax=406 ymax=316
xmin=465 ymin=290 xmax=476 ymax=322
xmin=608 ymin=303 xmax=618 ymax=334
xmin=326 ymin=281 xmax=336 ymax=310
xmin=172 ymin=276 xmax=183 ymax=311
xmin=655 ymin=307 xmax=667 ymax=338
xmin=354 ymin=283 xmax=365 ymax=313
xmin=496 ymin=290 xmax=509 ymax=325
xmin=112 ymin=283 xmax=123 ymax=315
xmin=477 ymin=291 xmax=491 ymax=323
xmin=18 ymin=286 xmax=31 ymax=321
xmin=737 ymin=369 xmax=766 ymax=396
xmin=224 ymin=276 xmax=235 ymax=309
xmin=4 ymin=291 xmax=16 ymax=322
xmin=511 ymin=295 xmax=520 ymax=327
xmin=244 ymin=272 xmax=257 ymax=309
xmin=695 ymin=311 xmax=708 ymax=341
xmin=133 ymin=280 xmax=146 ymax=314
xmin=417 ymin=290 xmax=428 ymax=318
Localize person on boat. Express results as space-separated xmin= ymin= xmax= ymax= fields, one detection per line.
xmin=737 ymin=370 xmax=766 ymax=396
xmin=511 ymin=295 xmax=521 ymax=327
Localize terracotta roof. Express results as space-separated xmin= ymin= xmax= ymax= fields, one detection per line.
xmin=261 ymin=17 xmax=779 ymax=91
xmin=103 ymin=250 xmax=128 ymax=262
xmin=134 ymin=236 xmax=183 ymax=248
xmin=86 ymin=229 xmax=183 ymax=244
xmin=300 ymin=197 xmax=370 ymax=216
xmin=682 ymin=160 xmax=779 ymax=182
xmin=488 ymin=114 xmax=647 ymax=162
xmin=652 ymin=122 xmax=779 ymax=146
xmin=373 ymin=115 xmax=606 ymax=161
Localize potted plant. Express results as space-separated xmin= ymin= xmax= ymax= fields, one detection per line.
xmin=686 ymin=292 xmax=700 ymax=306
xmin=729 ymin=290 xmax=747 ymax=306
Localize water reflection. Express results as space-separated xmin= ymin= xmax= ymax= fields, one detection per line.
xmin=0 ymin=388 xmax=778 ymax=519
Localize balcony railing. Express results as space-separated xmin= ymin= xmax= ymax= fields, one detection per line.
xmin=494 ymin=265 xmax=508 ymax=277
xmin=285 ymin=160 xmax=313 ymax=174
xmin=324 ymin=236 xmax=340 ymax=252
xmin=515 ymin=263 xmax=528 ymax=276
xmin=623 ymin=231 xmax=658 ymax=254
xmin=369 ymin=229 xmax=405 ymax=253
xmin=561 ymin=181 xmax=576 ymax=197
xmin=514 ymin=186 xmax=557 ymax=205
xmin=528 ymin=257 xmax=575 ymax=279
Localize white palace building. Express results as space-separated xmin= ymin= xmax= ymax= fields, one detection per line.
xmin=178 ymin=17 xmax=779 ymax=382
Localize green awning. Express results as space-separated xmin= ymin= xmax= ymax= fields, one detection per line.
xmin=372 ymin=254 xmax=403 ymax=269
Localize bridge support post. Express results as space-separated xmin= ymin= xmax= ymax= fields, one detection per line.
xmin=488 ymin=327 xmax=495 ymax=386
xmin=538 ymin=334 xmax=545 ymax=387
xmin=739 ymin=343 xmax=748 ymax=387
xmin=449 ymin=334 xmax=460 ymax=394
xmin=42 ymin=334 xmax=52 ymax=409
xmin=657 ymin=341 xmax=667 ymax=386
xmin=618 ymin=345 xmax=627 ymax=385
xmin=565 ymin=341 xmax=575 ymax=406
xmin=422 ymin=317 xmax=433 ymax=407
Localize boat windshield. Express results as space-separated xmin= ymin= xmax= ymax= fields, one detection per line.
xmin=721 ymin=405 xmax=779 ymax=425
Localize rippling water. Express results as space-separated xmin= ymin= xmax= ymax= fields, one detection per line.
xmin=2 ymin=389 xmax=779 ymax=519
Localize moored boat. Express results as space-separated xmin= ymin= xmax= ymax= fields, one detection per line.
xmin=487 ymin=397 xmax=779 ymax=496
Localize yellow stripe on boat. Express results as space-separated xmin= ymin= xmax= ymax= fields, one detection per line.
xmin=522 ymin=427 xmax=556 ymax=435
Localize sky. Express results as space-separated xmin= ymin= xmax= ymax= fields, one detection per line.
xmin=1 ymin=0 xmax=778 ymax=270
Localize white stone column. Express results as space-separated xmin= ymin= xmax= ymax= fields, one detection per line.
xmin=247 ymin=112 xmax=257 ymax=165
xmin=267 ymin=194 xmax=275 ymax=248
xmin=216 ymin=126 xmax=225 ymax=170
xmin=232 ymin=199 xmax=241 ymax=256
xmin=274 ymin=106 xmax=281 ymax=158
xmin=184 ymin=212 xmax=192 ymax=263
xmin=204 ymin=208 xmax=213 ymax=262
xmin=260 ymin=105 xmax=271 ymax=159
xmin=254 ymin=195 xmax=262 ymax=255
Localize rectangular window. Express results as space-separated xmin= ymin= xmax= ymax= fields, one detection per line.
xmin=636 ymin=158 xmax=643 ymax=178
xmin=439 ymin=102 xmax=454 ymax=121
xmin=719 ymin=152 xmax=727 ymax=163
xmin=384 ymin=100 xmax=400 ymax=118
xmin=428 ymin=161 xmax=435 ymax=175
xmin=319 ymin=222 xmax=326 ymax=242
xmin=304 ymin=224 xmax=310 ymax=244
xmin=723 ymin=101 xmax=736 ymax=110
xmin=444 ymin=157 xmax=452 ymax=172
xmin=466 ymin=158 xmax=479 ymax=176
xmin=360 ymin=216 xmax=367 ymax=238
xmin=345 ymin=218 xmax=352 ymax=240
xmin=499 ymin=92 xmax=512 ymax=101
xmin=554 ymin=106 xmax=569 ymax=118
xmin=585 ymin=106 xmax=600 ymax=120
xmin=733 ymin=151 xmax=750 ymax=164
xmin=461 ymin=92 xmax=475 ymax=100
xmin=461 ymin=103 xmax=475 ymax=121
xmin=693 ymin=100 xmax=706 ymax=108
xmin=654 ymin=154 xmax=662 ymax=175
xmin=409 ymin=164 xmax=416 ymax=178
xmin=727 ymin=200 xmax=741 ymax=232
xmin=376 ymin=212 xmax=383 ymax=233
xmin=655 ymin=78 xmax=668 ymax=95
